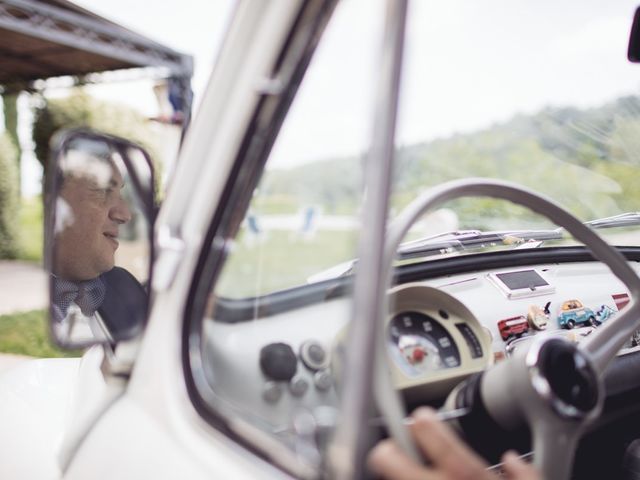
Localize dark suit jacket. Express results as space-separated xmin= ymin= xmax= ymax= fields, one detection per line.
xmin=99 ymin=266 xmax=148 ymax=340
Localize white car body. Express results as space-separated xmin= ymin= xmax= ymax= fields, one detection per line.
xmin=0 ymin=1 xmax=306 ymax=478
xmin=3 ymin=1 xmax=640 ymax=479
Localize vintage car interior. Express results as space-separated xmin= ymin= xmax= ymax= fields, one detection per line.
xmin=171 ymin=1 xmax=640 ymax=478
xmin=208 ymin=261 xmax=640 ymax=465
xmin=200 ymin=188 xmax=640 ymax=479
xmin=31 ymin=1 xmax=634 ymax=479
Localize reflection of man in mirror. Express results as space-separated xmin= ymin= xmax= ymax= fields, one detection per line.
xmin=51 ymin=148 xmax=146 ymax=342
xmin=55 ymin=156 xmax=131 ymax=280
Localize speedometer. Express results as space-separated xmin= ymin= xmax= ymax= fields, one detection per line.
xmin=388 ymin=311 xmax=461 ymax=377
xmin=381 ymin=285 xmax=492 ymax=401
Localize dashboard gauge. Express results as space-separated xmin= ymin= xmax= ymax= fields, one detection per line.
xmin=388 ymin=311 xmax=461 ymax=377
xmin=456 ymin=323 xmax=484 ymax=358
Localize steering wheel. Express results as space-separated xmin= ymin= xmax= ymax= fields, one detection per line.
xmin=374 ymin=178 xmax=640 ymax=480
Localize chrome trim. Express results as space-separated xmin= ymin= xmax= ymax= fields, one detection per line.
xmin=487 ymin=451 xmax=534 ymax=473
xmin=152 ymin=225 xmax=186 ymax=291
xmin=328 ymin=0 xmax=409 ymax=478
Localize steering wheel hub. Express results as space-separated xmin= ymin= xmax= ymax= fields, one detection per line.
xmin=527 ymin=338 xmax=600 ymax=420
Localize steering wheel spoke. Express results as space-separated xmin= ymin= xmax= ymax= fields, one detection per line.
xmin=531 ymin=419 xmax=582 ymax=480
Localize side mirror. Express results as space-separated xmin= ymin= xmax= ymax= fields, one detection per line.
xmin=629 ymin=6 xmax=640 ymax=62
xmin=44 ymin=129 xmax=156 ymax=348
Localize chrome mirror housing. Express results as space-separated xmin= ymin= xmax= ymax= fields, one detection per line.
xmin=44 ymin=129 xmax=156 ymax=349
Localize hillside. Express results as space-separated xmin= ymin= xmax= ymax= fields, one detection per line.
xmin=257 ymin=95 xmax=640 ymax=228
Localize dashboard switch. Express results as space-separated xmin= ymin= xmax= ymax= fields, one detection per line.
xmin=263 ymin=381 xmax=283 ymax=403
xmin=260 ymin=343 xmax=298 ymax=381
xmin=289 ymin=376 xmax=309 ymax=397
xmin=300 ymin=340 xmax=329 ymax=370
xmin=314 ymin=370 xmax=333 ymax=391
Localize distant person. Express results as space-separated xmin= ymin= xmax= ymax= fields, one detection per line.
xmin=247 ymin=212 xmax=261 ymax=235
xmin=51 ymin=150 xmax=146 ymax=341
xmin=368 ymin=407 xmax=540 ymax=480
xmin=168 ymin=77 xmax=188 ymax=124
xmin=300 ymin=206 xmax=317 ymax=235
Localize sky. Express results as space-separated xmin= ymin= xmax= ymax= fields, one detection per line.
xmin=17 ymin=0 xmax=640 ymax=193
xmin=269 ymin=0 xmax=640 ymax=168
xmin=398 ymin=0 xmax=640 ymax=143
xmin=72 ymin=0 xmax=237 ymax=114
xmin=37 ymin=0 xmax=640 ymax=152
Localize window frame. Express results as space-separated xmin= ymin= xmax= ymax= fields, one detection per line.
xmin=180 ymin=0 xmax=340 ymax=476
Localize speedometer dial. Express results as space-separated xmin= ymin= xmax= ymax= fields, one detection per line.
xmin=388 ymin=311 xmax=460 ymax=377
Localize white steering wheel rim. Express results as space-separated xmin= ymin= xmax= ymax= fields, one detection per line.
xmin=374 ymin=177 xmax=640 ymax=479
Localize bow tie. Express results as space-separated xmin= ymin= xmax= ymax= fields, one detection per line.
xmin=53 ymin=277 xmax=106 ymax=318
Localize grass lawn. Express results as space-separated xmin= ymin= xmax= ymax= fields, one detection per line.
xmin=216 ymin=229 xmax=358 ymax=298
xmin=0 ymin=310 xmax=81 ymax=358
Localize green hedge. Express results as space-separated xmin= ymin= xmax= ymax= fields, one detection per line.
xmin=0 ymin=309 xmax=81 ymax=357
xmin=32 ymin=89 xmax=161 ymax=174
xmin=0 ymin=133 xmax=19 ymax=259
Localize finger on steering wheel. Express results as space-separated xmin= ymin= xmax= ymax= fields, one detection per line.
xmin=409 ymin=407 xmax=489 ymax=476
xmin=501 ymin=452 xmax=541 ymax=480
xmin=369 ymin=407 xmax=495 ymax=480
xmin=368 ymin=406 xmax=540 ymax=480
xmin=368 ymin=440 xmax=430 ymax=480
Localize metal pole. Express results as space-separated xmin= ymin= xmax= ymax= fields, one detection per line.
xmin=327 ymin=0 xmax=408 ymax=478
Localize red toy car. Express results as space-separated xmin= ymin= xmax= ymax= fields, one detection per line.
xmin=498 ymin=315 xmax=530 ymax=340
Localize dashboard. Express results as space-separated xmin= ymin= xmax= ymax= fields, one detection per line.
xmin=203 ymin=260 xmax=639 ymax=438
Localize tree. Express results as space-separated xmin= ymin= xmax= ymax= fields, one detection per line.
xmin=0 ymin=133 xmax=19 ymax=258
xmin=2 ymin=91 xmax=20 ymax=155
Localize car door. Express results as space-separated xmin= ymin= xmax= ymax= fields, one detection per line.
xmin=62 ymin=1 xmax=355 ymax=478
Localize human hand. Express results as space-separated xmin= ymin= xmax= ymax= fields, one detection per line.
xmin=367 ymin=407 xmax=540 ymax=480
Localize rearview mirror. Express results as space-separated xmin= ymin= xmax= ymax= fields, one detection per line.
xmin=44 ymin=129 xmax=156 ymax=348
xmin=629 ymin=6 xmax=640 ymax=62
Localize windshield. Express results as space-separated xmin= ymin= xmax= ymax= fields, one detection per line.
xmin=215 ymin=0 xmax=640 ymax=299
xmin=195 ymin=1 xmax=640 ymax=476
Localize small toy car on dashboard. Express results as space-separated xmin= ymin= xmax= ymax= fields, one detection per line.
xmin=498 ymin=315 xmax=529 ymax=341
xmin=527 ymin=301 xmax=551 ymax=330
xmin=595 ymin=304 xmax=616 ymax=324
xmin=557 ymin=299 xmax=597 ymax=329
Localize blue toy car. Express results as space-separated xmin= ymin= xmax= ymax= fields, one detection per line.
xmin=595 ymin=304 xmax=616 ymax=324
xmin=557 ymin=300 xmax=597 ymax=329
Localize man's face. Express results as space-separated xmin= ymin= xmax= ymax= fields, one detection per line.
xmin=54 ymin=162 xmax=131 ymax=281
